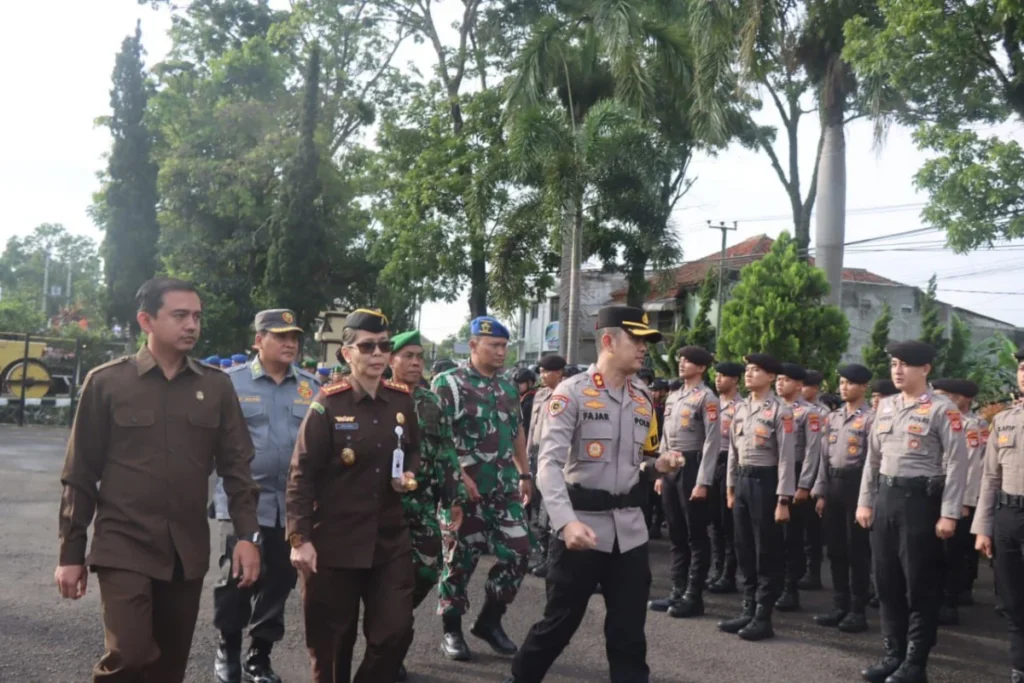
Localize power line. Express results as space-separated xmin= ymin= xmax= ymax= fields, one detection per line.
xmin=732 ymin=202 xmax=928 ymax=224
xmin=938 ymin=288 xmax=1024 ymax=295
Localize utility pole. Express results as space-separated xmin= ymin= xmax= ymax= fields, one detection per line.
xmin=41 ymin=251 xmax=50 ymax=314
xmin=708 ymin=220 xmax=737 ymax=352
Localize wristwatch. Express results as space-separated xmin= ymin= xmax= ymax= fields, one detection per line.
xmin=239 ymin=531 xmax=263 ymax=546
xmin=519 ymin=473 xmax=533 ymax=481
xmin=288 ymin=532 xmax=306 ymax=548
xmin=778 ymin=498 xmax=791 ymax=507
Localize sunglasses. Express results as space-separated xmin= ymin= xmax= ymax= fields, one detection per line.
xmin=347 ymin=341 xmax=394 ymax=354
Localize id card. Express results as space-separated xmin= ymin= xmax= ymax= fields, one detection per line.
xmin=392 ymin=449 xmax=404 ymax=478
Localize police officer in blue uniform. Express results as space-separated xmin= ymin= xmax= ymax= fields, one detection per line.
xmin=213 ymin=309 xmax=317 ymax=683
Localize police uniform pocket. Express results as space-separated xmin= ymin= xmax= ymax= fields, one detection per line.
xmin=579 ymin=421 xmax=614 ymax=463
xmin=113 ymin=408 xmax=155 ymax=428
xmin=242 ymin=403 xmax=270 ymax=451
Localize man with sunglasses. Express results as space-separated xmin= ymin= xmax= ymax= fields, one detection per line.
xmin=433 ymin=316 xmax=534 ymax=662
xmin=286 ymin=309 xmax=421 ymax=683
xmin=388 ymin=330 xmax=468 ymax=681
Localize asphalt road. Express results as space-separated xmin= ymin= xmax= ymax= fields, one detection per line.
xmin=0 ymin=425 xmax=1011 ymax=682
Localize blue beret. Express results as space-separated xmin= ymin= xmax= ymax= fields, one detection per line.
xmin=471 ymin=316 xmax=509 ymax=339
xmin=204 ymin=356 xmax=221 ymax=365
xmin=231 ymin=354 xmax=248 ymax=363
xmin=317 ymin=367 xmax=330 ymax=376
xmin=219 ymin=359 xmax=233 ymax=368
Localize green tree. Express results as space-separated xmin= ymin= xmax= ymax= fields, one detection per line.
xmin=717 ymin=231 xmax=849 ymax=379
xmin=943 ymin=314 xmax=971 ymax=380
xmin=844 ymin=0 xmax=1024 ymax=251
xmin=918 ymin=274 xmax=945 ymax=375
xmin=862 ymin=300 xmax=892 ymax=382
xmin=92 ymin=21 xmax=159 ymax=333
xmin=689 ymin=269 xmax=717 ymax=350
xmin=263 ymin=44 xmax=328 ymax=329
xmin=649 ymin=323 xmax=689 ymax=378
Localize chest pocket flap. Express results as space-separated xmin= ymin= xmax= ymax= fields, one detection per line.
xmin=291 ymin=404 xmax=308 ymax=420
xmin=875 ymin=422 xmax=893 ymax=435
xmin=579 ymin=420 xmax=614 ymax=463
xmin=113 ymin=408 xmax=155 ymax=427
xmin=242 ymin=402 xmax=266 ymax=420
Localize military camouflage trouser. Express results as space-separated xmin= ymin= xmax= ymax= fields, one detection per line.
xmin=436 ymin=492 xmax=532 ymax=616
xmin=409 ymin=511 xmax=443 ymax=609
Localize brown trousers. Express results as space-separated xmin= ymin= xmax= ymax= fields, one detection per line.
xmin=300 ymin=552 xmax=414 ymax=683
xmin=93 ymin=567 xmax=204 ymax=683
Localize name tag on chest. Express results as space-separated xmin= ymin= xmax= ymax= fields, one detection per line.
xmin=335 ymin=423 xmax=359 ymax=431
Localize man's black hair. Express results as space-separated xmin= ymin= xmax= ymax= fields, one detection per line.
xmin=135 ymin=278 xmax=199 ymax=317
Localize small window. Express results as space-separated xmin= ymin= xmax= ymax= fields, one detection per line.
xmin=530 ymin=303 xmax=539 ymax=320
xmin=549 ymin=297 xmax=560 ymax=322
xmin=900 ymin=305 xmax=913 ymax=315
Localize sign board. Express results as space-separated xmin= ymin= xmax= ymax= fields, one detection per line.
xmin=453 ymin=341 xmax=470 ymax=355
xmin=543 ymin=321 xmax=559 ymax=350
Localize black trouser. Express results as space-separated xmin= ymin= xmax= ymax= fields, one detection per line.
xmin=782 ymin=459 xmax=809 ymax=588
xmin=824 ymin=468 xmax=870 ymax=605
xmin=661 ymin=450 xmax=709 ymax=589
xmin=804 ymin=502 xmax=823 ymax=569
xmin=734 ymin=466 xmax=785 ymax=608
xmin=511 ymin=539 xmax=651 ymax=683
xmin=708 ymin=453 xmax=735 ymax=578
xmin=872 ymin=483 xmax=942 ymax=655
xmin=940 ymin=507 xmax=975 ymax=605
xmin=213 ymin=522 xmax=297 ymax=646
xmin=530 ymin=456 xmax=552 ymax=557
xmin=994 ymin=504 xmax=1024 ymax=671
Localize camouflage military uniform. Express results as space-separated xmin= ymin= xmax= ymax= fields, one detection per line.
xmin=432 ymin=364 xmax=532 ymax=616
xmin=404 ymin=386 xmax=468 ymax=607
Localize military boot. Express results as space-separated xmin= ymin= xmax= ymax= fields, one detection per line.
xmin=709 ymin=563 xmax=738 ymax=594
xmin=648 ymin=581 xmax=686 ymax=613
xmin=861 ymin=637 xmax=904 ymax=683
xmin=884 ymin=641 xmax=928 ymax=682
xmin=738 ymin=604 xmax=775 ymax=642
xmin=798 ymin=562 xmax=823 ymax=590
xmin=775 ymin=582 xmax=801 ymax=612
xmin=215 ymin=633 xmax=242 ymax=683
xmin=838 ymin=598 xmax=868 ymax=634
xmin=242 ymin=640 xmax=281 ymax=683
xmin=440 ymin=614 xmax=472 ymax=661
xmin=1011 ymin=669 xmax=1024 ymax=683
xmin=470 ymin=600 xmax=518 ymax=656
xmin=667 ymin=587 xmax=704 ymax=619
xmin=813 ymin=595 xmax=849 ymax=627
xmin=718 ymin=599 xmax=755 ymax=634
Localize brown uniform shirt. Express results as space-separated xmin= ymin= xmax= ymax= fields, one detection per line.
xmin=286 ymin=377 xmax=422 ymax=569
xmin=58 ymin=347 xmax=260 ymax=581
xmin=971 ymin=404 xmax=1024 ymax=537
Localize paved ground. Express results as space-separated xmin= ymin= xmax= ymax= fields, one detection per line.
xmin=0 ymin=425 xmax=1011 ymax=682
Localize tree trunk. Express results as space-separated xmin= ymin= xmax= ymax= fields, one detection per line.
xmin=565 ymin=191 xmax=584 ymax=363
xmin=468 ymin=226 xmax=488 ymax=318
xmin=815 ymin=107 xmax=847 ymax=307
xmin=558 ymin=201 xmax=573 ymax=359
xmin=626 ymin=256 xmax=648 ymax=308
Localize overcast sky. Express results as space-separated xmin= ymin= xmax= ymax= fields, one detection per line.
xmin=2 ymin=0 xmax=1021 ymax=343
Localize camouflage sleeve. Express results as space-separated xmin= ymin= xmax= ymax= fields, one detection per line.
xmin=434 ymin=395 xmax=467 ymax=508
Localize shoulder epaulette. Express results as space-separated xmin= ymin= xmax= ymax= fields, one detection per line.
xmin=322 ymin=381 xmax=352 ymax=396
xmin=383 ymin=379 xmax=411 ymax=394
xmin=89 ymin=355 xmax=133 ymax=376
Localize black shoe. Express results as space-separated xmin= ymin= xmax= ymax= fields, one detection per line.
xmin=530 ymin=561 xmax=549 ymax=578
xmin=861 ymin=637 xmax=904 ymax=683
xmin=868 ymin=595 xmax=880 ymax=609
xmin=593 ymin=583 xmax=602 ymax=594
xmin=937 ymin=604 xmax=959 ymax=626
xmin=775 ymin=587 xmax=801 ymax=612
xmin=1011 ymin=669 xmax=1024 ymax=683
xmin=718 ymin=600 xmax=755 ymax=634
xmin=738 ymin=605 xmax=775 ymax=641
xmin=813 ymin=608 xmax=848 ymax=627
xmin=215 ymin=636 xmax=241 ymax=683
xmin=838 ymin=611 xmax=868 ymax=634
xmin=798 ymin=568 xmax=823 ymax=591
xmin=706 ymin=567 xmax=723 ymax=590
xmin=242 ymin=646 xmax=281 ymax=683
xmin=649 ymin=585 xmax=685 ymax=612
xmin=708 ymin=575 xmax=738 ymax=594
xmin=395 ymin=663 xmax=407 ymax=682
xmin=471 ymin=602 xmax=518 ymax=656
xmin=997 ymin=604 xmax=1008 ymax=618
xmin=667 ymin=590 xmax=704 ymax=619
xmin=441 ymin=631 xmax=472 ymax=661
xmin=884 ymin=660 xmax=928 ymax=682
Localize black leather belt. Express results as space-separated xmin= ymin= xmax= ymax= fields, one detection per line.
xmin=881 ymin=475 xmax=944 ymax=496
xmin=998 ymin=491 xmax=1024 ymax=508
xmin=568 ymin=482 xmax=646 ymax=512
xmin=828 ymin=465 xmax=864 ymax=479
xmin=736 ymin=465 xmax=776 ymax=479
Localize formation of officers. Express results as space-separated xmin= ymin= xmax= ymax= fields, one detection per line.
xmin=52 ymin=276 xmax=1024 ymax=683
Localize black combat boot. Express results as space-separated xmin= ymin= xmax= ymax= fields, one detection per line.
xmin=215 ymin=633 xmax=242 ymax=683
xmin=529 ymin=559 xmax=549 ymax=578
xmin=738 ymin=604 xmax=775 ymax=641
xmin=440 ymin=614 xmax=472 ymax=661
xmin=1011 ymin=669 xmax=1024 ymax=683
xmin=648 ymin=580 xmax=686 ymax=612
xmin=798 ymin=562 xmax=823 ymax=591
xmin=775 ymin=582 xmax=801 ymax=612
xmin=813 ymin=595 xmax=849 ymax=627
xmin=718 ymin=599 xmax=755 ymax=634
xmin=471 ymin=600 xmax=518 ymax=655
xmin=709 ymin=565 xmax=738 ymax=594
xmin=242 ymin=639 xmax=281 ymax=683
xmin=861 ymin=637 xmax=904 ymax=683
xmin=668 ymin=587 xmax=704 ymax=619
xmin=884 ymin=641 xmax=928 ymax=682
xmin=838 ymin=598 xmax=868 ymax=634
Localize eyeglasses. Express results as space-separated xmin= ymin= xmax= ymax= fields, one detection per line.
xmin=347 ymin=341 xmax=394 ymax=354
